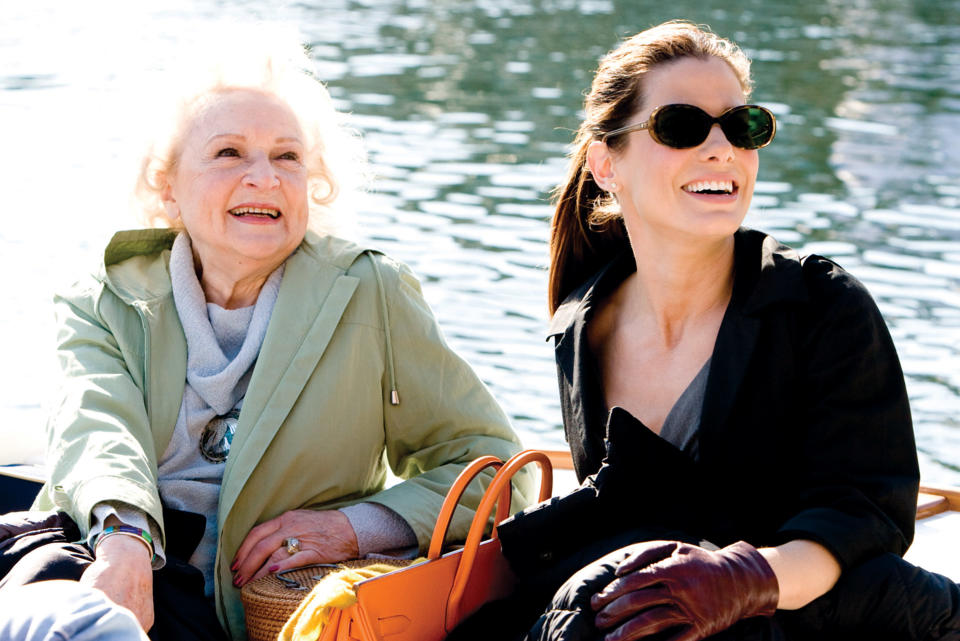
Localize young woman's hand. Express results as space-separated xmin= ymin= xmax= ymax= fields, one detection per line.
xmin=80 ymin=534 xmax=154 ymax=631
xmin=591 ymin=540 xmax=778 ymax=641
xmin=231 ymin=509 xmax=359 ymax=587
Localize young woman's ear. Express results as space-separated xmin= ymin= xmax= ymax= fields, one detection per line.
xmin=586 ymin=140 xmax=619 ymax=193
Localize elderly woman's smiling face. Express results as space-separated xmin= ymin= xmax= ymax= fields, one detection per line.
xmin=162 ymin=88 xmax=310 ymax=281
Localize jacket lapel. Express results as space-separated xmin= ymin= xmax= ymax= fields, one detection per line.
xmin=549 ymin=253 xmax=634 ymax=471
xmin=102 ymin=233 xmax=186 ymax=461
xmin=145 ymin=296 xmax=188 ymax=458
xmin=550 ymin=295 xmax=586 ymax=445
xmin=218 ymin=246 xmax=360 ymax=522
xmin=700 ymin=231 xmax=808 ymax=451
xmin=699 ymin=301 xmax=761 ymax=451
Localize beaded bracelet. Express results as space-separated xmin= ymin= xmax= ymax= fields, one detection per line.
xmin=95 ymin=525 xmax=156 ymax=563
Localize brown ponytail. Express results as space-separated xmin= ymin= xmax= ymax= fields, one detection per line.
xmin=548 ymin=138 xmax=628 ymax=313
xmin=548 ymin=20 xmax=753 ymax=313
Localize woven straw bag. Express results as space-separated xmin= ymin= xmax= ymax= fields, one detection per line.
xmin=241 ymin=559 xmax=410 ymax=641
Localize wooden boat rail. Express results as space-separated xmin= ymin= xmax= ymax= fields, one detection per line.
xmin=917 ymin=485 xmax=960 ymax=520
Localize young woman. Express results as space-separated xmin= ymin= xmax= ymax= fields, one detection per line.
xmin=488 ymin=20 xmax=960 ymax=641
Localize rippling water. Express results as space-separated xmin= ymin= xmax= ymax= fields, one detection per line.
xmin=1 ymin=0 xmax=958 ymax=484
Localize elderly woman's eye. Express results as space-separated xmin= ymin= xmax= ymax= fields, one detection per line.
xmin=216 ymin=147 xmax=240 ymax=157
xmin=277 ymin=151 xmax=300 ymax=162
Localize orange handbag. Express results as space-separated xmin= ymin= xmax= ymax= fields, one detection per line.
xmin=316 ymin=449 xmax=553 ymax=641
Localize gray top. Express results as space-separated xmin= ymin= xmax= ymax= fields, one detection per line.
xmin=658 ymin=358 xmax=710 ymax=460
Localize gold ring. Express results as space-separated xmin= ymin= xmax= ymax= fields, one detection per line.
xmin=283 ymin=537 xmax=301 ymax=555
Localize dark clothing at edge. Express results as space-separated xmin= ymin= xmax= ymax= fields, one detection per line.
xmin=548 ymin=227 xmax=917 ymax=566
xmin=449 ymin=228 xmax=960 ymax=641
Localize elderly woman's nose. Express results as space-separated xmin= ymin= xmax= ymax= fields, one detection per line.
xmin=243 ymin=153 xmax=281 ymax=189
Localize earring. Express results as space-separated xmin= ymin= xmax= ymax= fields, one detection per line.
xmin=610 ymin=182 xmax=618 ymax=191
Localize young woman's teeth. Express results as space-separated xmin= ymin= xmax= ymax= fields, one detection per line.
xmin=683 ymin=180 xmax=734 ymax=194
xmin=229 ymin=207 xmax=280 ymax=219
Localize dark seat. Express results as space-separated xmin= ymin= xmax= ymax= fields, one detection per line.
xmin=0 ymin=470 xmax=43 ymax=513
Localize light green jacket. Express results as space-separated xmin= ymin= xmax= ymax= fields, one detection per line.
xmin=33 ymin=228 xmax=530 ymax=639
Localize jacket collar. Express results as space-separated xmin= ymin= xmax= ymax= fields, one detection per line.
xmin=102 ymin=229 xmax=179 ymax=304
xmin=99 ymin=228 xmax=371 ymax=302
xmin=548 ymin=228 xmax=808 ymax=342
xmin=736 ymin=229 xmax=808 ymax=314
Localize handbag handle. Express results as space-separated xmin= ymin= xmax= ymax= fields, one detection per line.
xmin=445 ymin=449 xmax=553 ymax=630
xmin=427 ymin=455 xmax=510 ymax=560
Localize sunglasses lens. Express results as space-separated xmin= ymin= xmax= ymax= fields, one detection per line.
xmin=652 ymin=105 xmax=712 ymax=148
xmin=721 ymin=106 xmax=775 ymax=149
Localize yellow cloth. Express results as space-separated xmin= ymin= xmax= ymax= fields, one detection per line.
xmin=279 ymin=560 xmax=425 ymax=641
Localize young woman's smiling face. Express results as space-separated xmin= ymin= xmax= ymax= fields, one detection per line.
xmin=608 ymin=56 xmax=759 ymax=243
xmin=162 ymin=88 xmax=310 ymax=279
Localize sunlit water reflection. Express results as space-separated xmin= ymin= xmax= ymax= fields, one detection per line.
xmin=2 ymin=0 xmax=958 ymax=485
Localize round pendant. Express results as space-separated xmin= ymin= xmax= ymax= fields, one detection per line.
xmin=199 ymin=409 xmax=240 ymax=463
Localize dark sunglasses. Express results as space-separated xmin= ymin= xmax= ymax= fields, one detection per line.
xmin=600 ymin=104 xmax=776 ymax=150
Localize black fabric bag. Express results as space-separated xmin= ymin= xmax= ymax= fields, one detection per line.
xmin=498 ymin=407 xmax=714 ymax=585
xmin=0 ymin=507 xmax=227 ymax=641
xmin=0 ymin=510 xmax=80 ymax=584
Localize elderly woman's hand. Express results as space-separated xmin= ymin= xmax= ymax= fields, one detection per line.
xmin=231 ymin=509 xmax=359 ymax=587
xmin=80 ymin=534 xmax=154 ymax=631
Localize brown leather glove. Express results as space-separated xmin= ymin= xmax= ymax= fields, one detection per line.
xmin=590 ymin=540 xmax=779 ymax=641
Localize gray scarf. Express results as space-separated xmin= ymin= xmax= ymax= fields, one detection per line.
xmin=158 ymin=232 xmax=283 ymax=596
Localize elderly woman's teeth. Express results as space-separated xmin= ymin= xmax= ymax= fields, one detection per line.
xmin=683 ymin=180 xmax=734 ymax=194
xmin=229 ymin=207 xmax=280 ymax=219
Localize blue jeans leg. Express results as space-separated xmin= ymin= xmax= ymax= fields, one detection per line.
xmin=0 ymin=580 xmax=149 ymax=641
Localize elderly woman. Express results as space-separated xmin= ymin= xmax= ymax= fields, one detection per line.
xmin=453 ymin=20 xmax=960 ymax=641
xmin=0 ymin=41 xmax=528 ymax=640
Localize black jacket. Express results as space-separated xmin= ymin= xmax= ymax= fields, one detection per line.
xmin=507 ymin=228 xmax=918 ymax=574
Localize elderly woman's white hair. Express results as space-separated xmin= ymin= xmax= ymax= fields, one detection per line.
xmin=135 ymin=27 xmax=366 ymax=236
